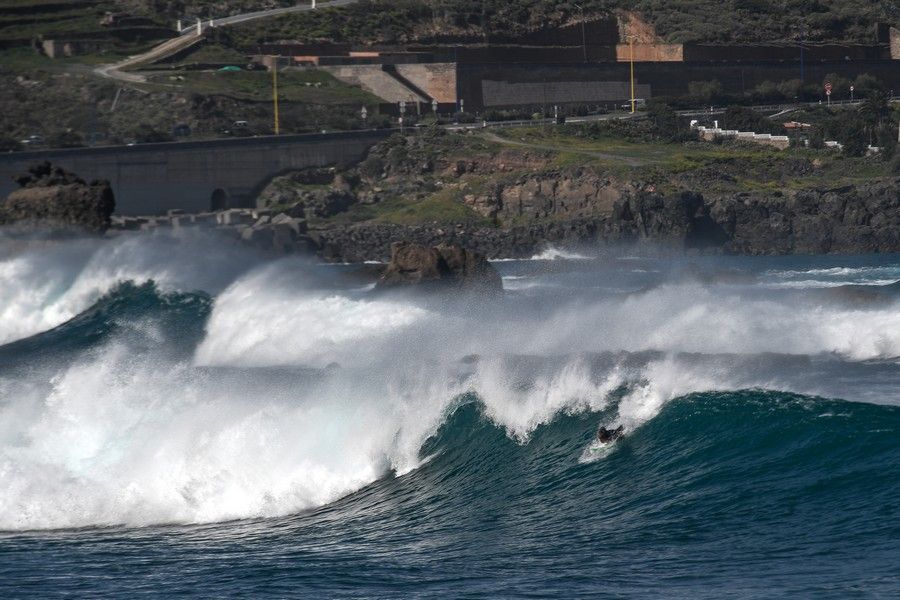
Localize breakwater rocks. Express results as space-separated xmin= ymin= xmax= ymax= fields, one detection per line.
xmin=110 ymin=207 xmax=316 ymax=254
xmin=0 ymin=162 xmax=115 ymax=234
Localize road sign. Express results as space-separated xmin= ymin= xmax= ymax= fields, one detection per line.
xmin=824 ymin=82 xmax=832 ymax=93
xmin=850 ymin=85 xmax=854 ymax=92
xmin=399 ymin=100 xmax=406 ymax=115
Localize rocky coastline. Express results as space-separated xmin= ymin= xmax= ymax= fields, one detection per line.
xmin=2 ymin=149 xmax=898 ymax=262
xmin=97 ymin=176 xmax=899 ymax=263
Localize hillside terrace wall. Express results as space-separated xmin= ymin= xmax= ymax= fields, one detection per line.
xmin=409 ymin=45 xmax=618 ymax=63
xmin=481 ymin=79 xmax=650 ymax=108
xmin=683 ymin=43 xmax=890 ymax=62
xmin=456 ymin=60 xmax=900 ymax=109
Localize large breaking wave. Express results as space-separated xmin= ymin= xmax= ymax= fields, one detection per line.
xmin=0 ymin=232 xmax=898 ymax=530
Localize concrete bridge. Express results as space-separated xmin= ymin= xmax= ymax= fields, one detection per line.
xmin=0 ymin=130 xmax=392 ymax=215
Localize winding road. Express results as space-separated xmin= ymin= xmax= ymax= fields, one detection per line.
xmin=94 ymin=0 xmax=357 ymax=84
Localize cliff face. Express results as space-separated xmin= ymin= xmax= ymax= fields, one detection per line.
xmin=709 ymin=182 xmax=900 ymax=255
xmin=1 ymin=162 xmax=115 ymax=234
xmin=311 ymin=180 xmax=900 ymax=262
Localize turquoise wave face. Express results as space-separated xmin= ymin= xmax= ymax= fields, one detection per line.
xmin=2 ymin=392 xmax=898 ymax=598
xmin=0 ymin=281 xmax=211 ymax=364
xmin=0 ymin=234 xmax=898 ymax=597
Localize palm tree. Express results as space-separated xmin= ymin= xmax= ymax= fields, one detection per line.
xmin=858 ymin=90 xmax=890 ymax=145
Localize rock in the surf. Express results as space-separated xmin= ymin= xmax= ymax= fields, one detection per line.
xmin=0 ymin=161 xmax=115 ymax=234
xmin=378 ymin=241 xmax=502 ymax=292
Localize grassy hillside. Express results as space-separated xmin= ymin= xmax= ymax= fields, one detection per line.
xmin=0 ymin=0 xmax=171 ymax=43
xmin=285 ymin=120 xmax=898 ymax=229
xmin=2 ymin=0 xmax=895 ymax=47
xmin=219 ymin=0 xmax=898 ymax=47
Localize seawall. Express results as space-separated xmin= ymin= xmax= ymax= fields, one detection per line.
xmin=0 ymin=130 xmax=392 ymax=215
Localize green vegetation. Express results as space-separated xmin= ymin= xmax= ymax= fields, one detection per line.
xmin=271 ymin=115 xmax=897 ymax=228
xmin=219 ymin=0 xmax=896 ymax=47
xmin=0 ymin=0 xmax=171 ymax=48
xmin=473 ymin=119 xmax=896 ymax=191
xmin=169 ymin=43 xmax=247 ymax=66
xmin=361 ymin=188 xmax=488 ymax=225
xmin=147 ymin=68 xmax=380 ymax=105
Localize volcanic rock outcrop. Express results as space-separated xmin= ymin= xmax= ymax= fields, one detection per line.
xmin=378 ymin=241 xmax=502 ymax=292
xmin=1 ymin=162 xmax=115 ymax=234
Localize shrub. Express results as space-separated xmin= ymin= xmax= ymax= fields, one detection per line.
xmin=891 ymin=153 xmax=900 ymax=175
xmin=49 ymin=130 xmax=84 ymax=148
xmin=687 ymin=80 xmax=724 ymax=105
xmin=842 ymin=134 xmax=867 ymax=157
xmin=721 ymin=106 xmax=780 ymax=134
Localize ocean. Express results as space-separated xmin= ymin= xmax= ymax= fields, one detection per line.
xmin=1 ymin=230 xmax=898 ymax=598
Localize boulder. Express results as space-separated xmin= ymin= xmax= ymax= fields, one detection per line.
xmin=1 ymin=162 xmax=114 ymax=234
xmin=378 ymin=241 xmax=502 ymax=292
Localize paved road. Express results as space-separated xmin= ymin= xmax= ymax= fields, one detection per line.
xmin=189 ymin=0 xmax=357 ymax=33
xmin=95 ymin=0 xmax=357 ymax=84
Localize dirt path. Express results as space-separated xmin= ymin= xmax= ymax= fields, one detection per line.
xmin=480 ymin=131 xmax=649 ymax=166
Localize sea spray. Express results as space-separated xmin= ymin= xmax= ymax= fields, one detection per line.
xmin=1 ymin=244 xmax=899 ymax=531
xmin=0 ymin=230 xmax=261 ymax=346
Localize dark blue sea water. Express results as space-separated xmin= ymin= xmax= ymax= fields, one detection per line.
xmin=1 ymin=232 xmax=898 ymax=598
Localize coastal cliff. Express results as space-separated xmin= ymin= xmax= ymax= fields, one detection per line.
xmin=249 ymin=127 xmax=900 ymax=261
xmin=309 ymin=179 xmax=899 ymax=261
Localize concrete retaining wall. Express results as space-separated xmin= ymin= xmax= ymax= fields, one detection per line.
xmin=395 ymin=63 xmax=458 ymax=103
xmin=616 ymin=44 xmax=683 ymax=62
xmin=481 ymin=79 xmax=650 ymax=107
xmin=0 ymin=130 xmax=392 ymax=215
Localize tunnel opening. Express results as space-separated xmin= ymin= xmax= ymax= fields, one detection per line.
xmin=210 ymin=188 xmax=229 ymax=211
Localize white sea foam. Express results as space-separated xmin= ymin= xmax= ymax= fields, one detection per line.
xmin=0 ymin=231 xmax=259 ymax=345
xmin=529 ymin=246 xmax=591 ymax=261
xmin=764 ymin=279 xmax=898 ymax=289
xmin=490 ymin=246 xmax=591 ymax=262
xmin=2 ymin=246 xmax=900 ymax=530
xmin=770 ymin=266 xmax=900 ymax=278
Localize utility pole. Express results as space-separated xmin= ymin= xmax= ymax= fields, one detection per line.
xmin=574 ymin=4 xmax=587 ymax=63
xmin=272 ymin=58 xmax=280 ymax=135
xmin=630 ymin=36 xmax=636 ymax=113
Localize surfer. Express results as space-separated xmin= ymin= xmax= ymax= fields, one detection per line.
xmin=597 ymin=425 xmax=625 ymax=444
